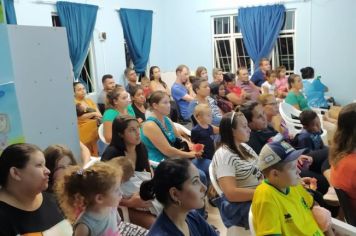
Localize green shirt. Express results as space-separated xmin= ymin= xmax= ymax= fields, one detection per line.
xmin=285 ymin=91 xmax=310 ymax=111
xmin=102 ymin=105 xmax=136 ymax=122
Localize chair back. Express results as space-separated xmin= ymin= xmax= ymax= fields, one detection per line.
xmin=98 ymin=123 xmax=109 ymax=144
xmin=209 ymin=163 xmax=223 ymax=196
xmin=335 ymin=188 xmax=356 ymax=226
xmin=279 ymin=101 xmax=302 ymax=123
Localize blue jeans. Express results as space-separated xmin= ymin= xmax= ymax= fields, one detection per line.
xmin=193 ymin=158 xmax=211 ymax=185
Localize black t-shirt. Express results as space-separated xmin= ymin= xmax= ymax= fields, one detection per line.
xmin=131 ymin=103 xmax=146 ymax=122
xmin=191 ymin=124 xmax=215 ymax=160
xmin=101 ymin=144 xmax=151 ymax=172
xmin=0 ymin=192 xmax=70 ymax=236
xmin=247 ymin=125 xmax=278 ymax=154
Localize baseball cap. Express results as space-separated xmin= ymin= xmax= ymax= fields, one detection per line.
xmin=258 ymin=141 xmax=307 ymax=171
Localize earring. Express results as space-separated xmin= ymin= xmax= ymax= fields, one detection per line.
xmin=175 ymin=200 xmax=182 ymax=206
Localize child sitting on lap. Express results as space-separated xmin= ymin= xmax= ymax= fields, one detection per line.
xmin=108 ymin=157 xmax=163 ymax=216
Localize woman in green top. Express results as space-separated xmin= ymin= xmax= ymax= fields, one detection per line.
xmin=285 ymin=74 xmax=337 ymax=143
xmin=285 ymin=74 xmax=310 ymax=111
xmin=102 ymin=85 xmax=136 ymax=143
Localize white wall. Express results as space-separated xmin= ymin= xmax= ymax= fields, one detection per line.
xmin=13 ymin=0 xmax=356 ymax=104
xmin=14 ymin=0 xmax=162 ymax=88
xmin=309 ymin=0 xmax=356 ymax=105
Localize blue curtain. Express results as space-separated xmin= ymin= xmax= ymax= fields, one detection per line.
xmin=118 ymin=8 xmax=153 ymax=75
xmin=237 ymin=4 xmax=285 ymax=70
xmin=56 ymin=1 xmax=98 ymax=80
xmin=4 ymin=0 xmax=17 ymax=24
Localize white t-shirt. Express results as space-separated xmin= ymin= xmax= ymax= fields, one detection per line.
xmin=261 ymin=81 xmax=276 ymax=95
xmin=212 ymin=143 xmax=263 ymax=189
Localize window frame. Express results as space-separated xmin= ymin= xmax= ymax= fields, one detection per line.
xmin=51 ymin=13 xmax=98 ymax=93
xmin=212 ymin=10 xmax=295 ymax=75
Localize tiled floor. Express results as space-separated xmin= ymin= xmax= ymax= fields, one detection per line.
xmin=206 ymin=201 xmax=227 ymax=235
xmin=206 ymin=202 xmax=252 ymax=236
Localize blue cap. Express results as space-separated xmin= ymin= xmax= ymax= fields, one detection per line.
xmin=258 ymin=141 xmax=307 ymax=171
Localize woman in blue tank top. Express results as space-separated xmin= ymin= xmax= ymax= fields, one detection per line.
xmin=141 ymin=91 xmax=200 ymax=162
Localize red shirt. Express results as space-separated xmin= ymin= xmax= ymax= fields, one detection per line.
xmin=331 ymin=153 xmax=356 ymax=207
xmin=226 ymin=85 xmax=242 ymax=96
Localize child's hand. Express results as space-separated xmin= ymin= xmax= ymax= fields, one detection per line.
xmin=301 ymin=177 xmax=317 ymax=190
xmin=94 ymin=112 xmax=102 ymax=119
xmin=189 ymin=150 xmax=204 ymax=159
xmin=297 ymin=155 xmax=313 ymax=170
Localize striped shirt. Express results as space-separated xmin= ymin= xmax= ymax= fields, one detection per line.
xmin=212 ymin=143 xmax=262 ymax=189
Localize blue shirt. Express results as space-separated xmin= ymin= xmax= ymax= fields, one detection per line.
xmin=191 ymin=124 xmax=215 ymax=160
xmin=140 ymin=116 xmax=176 ymax=162
xmin=171 ymin=83 xmax=190 ymax=120
xmin=251 ymin=69 xmax=265 ymax=87
xmin=147 ymin=210 xmax=218 ymax=236
xmin=295 ymin=129 xmax=324 ymax=150
xmin=302 ymin=79 xmax=328 ymax=108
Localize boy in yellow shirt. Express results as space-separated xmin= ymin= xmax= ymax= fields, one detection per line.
xmin=252 ymin=141 xmax=333 ymax=236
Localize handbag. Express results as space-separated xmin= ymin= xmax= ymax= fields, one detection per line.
xmin=150 ymin=118 xmax=190 ymax=152
xmin=172 ymin=137 xmax=190 ymax=152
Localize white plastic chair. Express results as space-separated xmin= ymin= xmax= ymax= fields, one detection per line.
xmin=174 ymin=122 xmax=191 ymax=137
xmin=98 ymin=123 xmax=109 ymax=144
xmin=279 ymin=102 xmax=302 ymax=124
xmin=248 ymin=208 xmax=256 ymax=236
xmin=83 ymin=156 xmax=101 ymax=169
xmin=209 ymin=164 xmax=252 ymax=236
xmin=279 ymin=101 xmax=328 ymax=143
xmin=331 ymin=218 xmax=356 ymax=235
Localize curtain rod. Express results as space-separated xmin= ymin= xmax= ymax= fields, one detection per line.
xmin=31 ymin=0 xmax=102 ymax=8
xmin=196 ymin=0 xmax=309 ymax=13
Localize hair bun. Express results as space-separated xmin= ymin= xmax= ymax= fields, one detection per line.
xmin=139 ymin=179 xmax=155 ymax=201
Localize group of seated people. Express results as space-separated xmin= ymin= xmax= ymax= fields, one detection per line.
xmin=0 ymin=60 xmax=355 ymax=236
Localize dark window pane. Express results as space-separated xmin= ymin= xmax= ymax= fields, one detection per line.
xmin=234 ymin=16 xmax=240 ymax=33
xmin=215 ymin=39 xmax=232 ymax=72
xmin=223 ymin=17 xmax=230 ymax=34
xmin=235 ymin=38 xmax=251 ymax=72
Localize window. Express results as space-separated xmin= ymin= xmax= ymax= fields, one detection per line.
xmin=212 ymin=11 xmax=295 ymax=74
xmin=52 ymin=14 xmax=96 ymax=92
xmin=124 ymin=41 xmax=134 ymax=69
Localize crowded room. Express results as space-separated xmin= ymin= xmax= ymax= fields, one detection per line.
xmin=0 ymin=0 xmax=355 ymax=235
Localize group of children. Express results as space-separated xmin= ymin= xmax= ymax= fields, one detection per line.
xmin=261 ymin=65 xmax=289 ymax=98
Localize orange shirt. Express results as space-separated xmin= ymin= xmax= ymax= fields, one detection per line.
xmin=331 ymin=153 xmax=356 ymax=206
